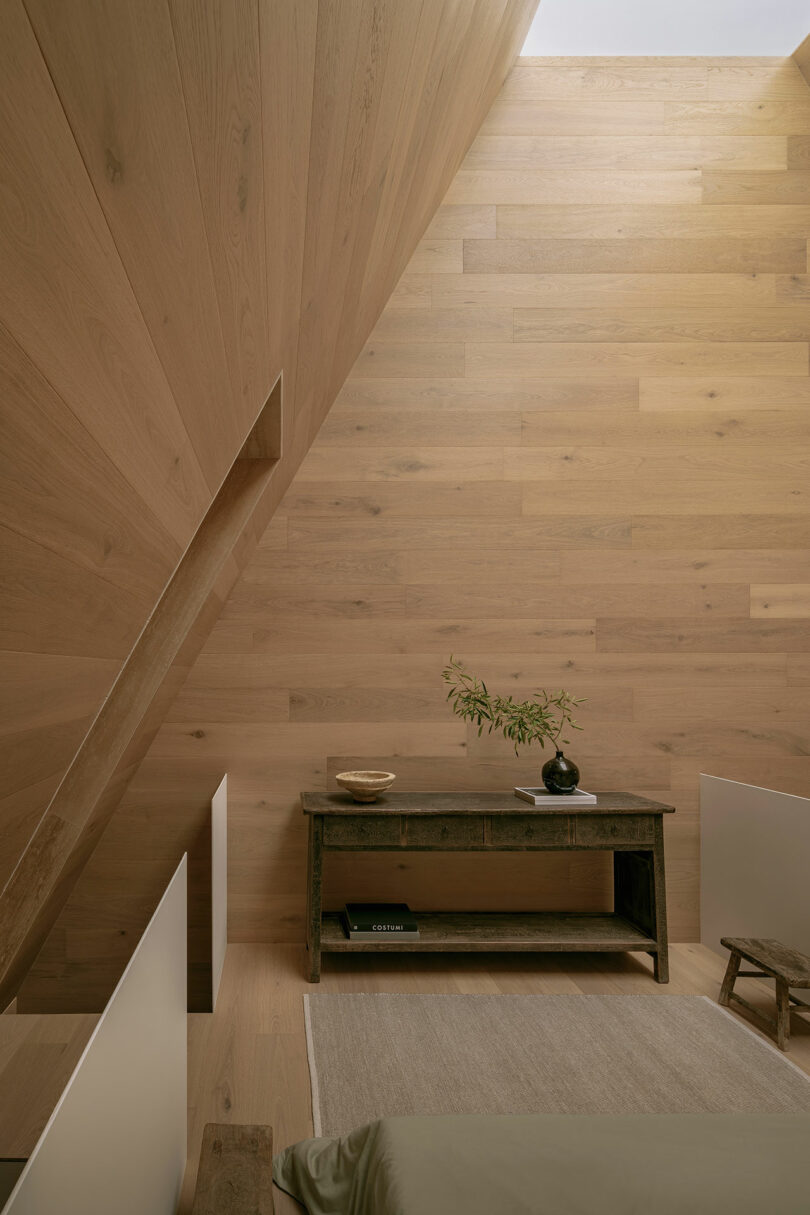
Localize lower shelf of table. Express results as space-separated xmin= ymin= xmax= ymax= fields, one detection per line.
xmin=319 ymin=911 xmax=657 ymax=953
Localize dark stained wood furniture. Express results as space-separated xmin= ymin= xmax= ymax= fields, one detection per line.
xmin=302 ymin=791 xmax=674 ymax=984
xmin=719 ymin=937 xmax=810 ymax=1051
xmin=191 ymin=1123 xmax=274 ymax=1215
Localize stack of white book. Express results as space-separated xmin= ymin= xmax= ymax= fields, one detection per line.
xmin=514 ymin=787 xmax=597 ymax=806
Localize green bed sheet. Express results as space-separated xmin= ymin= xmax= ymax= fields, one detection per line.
xmin=273 ymin=1113 xmax=810 ymax=1214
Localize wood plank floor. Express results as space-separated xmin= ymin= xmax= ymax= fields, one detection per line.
xmin=181 ymin=943 xmax=810 ymax=1213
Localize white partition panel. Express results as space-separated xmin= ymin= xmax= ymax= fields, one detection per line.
xmin=701 ymin=775 xmax=810 ymax=992
xmin=3 ymin=857 xmax=187 ymax=1215
xmin=211 ymin=774 xmax=228 ymax=1008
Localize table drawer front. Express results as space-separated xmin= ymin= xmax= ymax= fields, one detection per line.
xmin=574 ymin=815 xmax=654 ymax=846
xmin=489 ymin=816 xmax=571 ymax=847
xmin=406 ymin=816 xmax=483 ymax=848
xmin=323 ymin=815 xmax=402 ymax=847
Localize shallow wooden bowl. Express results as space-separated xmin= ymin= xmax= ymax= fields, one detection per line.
xmin=335 ymin=770 xmax=396 ymax=803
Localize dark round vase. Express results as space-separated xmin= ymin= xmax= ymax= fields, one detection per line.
xmin=542 ymin=750 xmax=580 ymax=795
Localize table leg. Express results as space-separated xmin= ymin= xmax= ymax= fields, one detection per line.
xmin=776 ymin=977 xmax=790 ymax=1051
xmin=719 ymin=950 xmax=741 ymax=1006
xmin=651 ymin=818 xmax=669 ymax=983
xmin=652 ymin=950 xmax=668 ymax=983
xmin=306 ymin=815 xmax=323 ymax=983
xmin=613 ymin=841 xmax=669 ymax=984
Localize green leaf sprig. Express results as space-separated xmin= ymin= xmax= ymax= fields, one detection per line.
xmin=442 ymin=655 xmax=585 ymax=757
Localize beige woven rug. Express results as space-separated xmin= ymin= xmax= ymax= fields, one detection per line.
xmin=303 ymin=994 xmax=810 ymax=1137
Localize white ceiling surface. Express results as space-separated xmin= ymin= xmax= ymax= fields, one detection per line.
xmin=522 ymin=0 xmax=810 ymax=56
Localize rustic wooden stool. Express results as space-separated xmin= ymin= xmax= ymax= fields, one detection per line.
xmin=191 ymin=1123 xmax=274 ymax=1214
xmin=719 ymin=937 xmax=810 ymax=1051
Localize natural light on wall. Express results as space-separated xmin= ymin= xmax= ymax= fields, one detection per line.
xmin=522 ymin=0 xmax=810 ymax=56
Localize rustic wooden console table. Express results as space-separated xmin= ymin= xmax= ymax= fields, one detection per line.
xmin=301 ymin=791 xmax=674 ymax=983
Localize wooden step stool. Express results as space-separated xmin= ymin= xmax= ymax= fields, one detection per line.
xmin=719 ymin=937 xmax=810 ymax=1051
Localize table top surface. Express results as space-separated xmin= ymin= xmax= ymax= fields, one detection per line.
xmin=301 ymin=791 xmax=675 ymax=816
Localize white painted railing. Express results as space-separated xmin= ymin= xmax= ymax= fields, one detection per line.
xmin=700 ymin=774 xmax=810 ymax=994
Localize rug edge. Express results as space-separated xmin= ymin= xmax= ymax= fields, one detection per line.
xmin=303 ymin=993 xmax=323 ymax=1137
xmin=701 ymin=995 xmax=810 ymax=1085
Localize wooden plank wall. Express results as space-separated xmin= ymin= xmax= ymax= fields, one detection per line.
xmin=3 ymin=0 xmax=537 ymax=1009
xmin=21 ymin=53 xmax=810 ymax=1004
xmin=794 ymin=34 xmax=810 ymax=89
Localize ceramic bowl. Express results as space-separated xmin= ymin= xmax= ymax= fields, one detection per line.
xmin=335 ymin=770 xmax=396 ymax=803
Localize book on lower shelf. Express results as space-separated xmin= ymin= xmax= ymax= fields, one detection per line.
xmin=342 ymin=902 xmax=420 ymax=941
xmin=514 ymin=787 xmax=597 ymax=806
